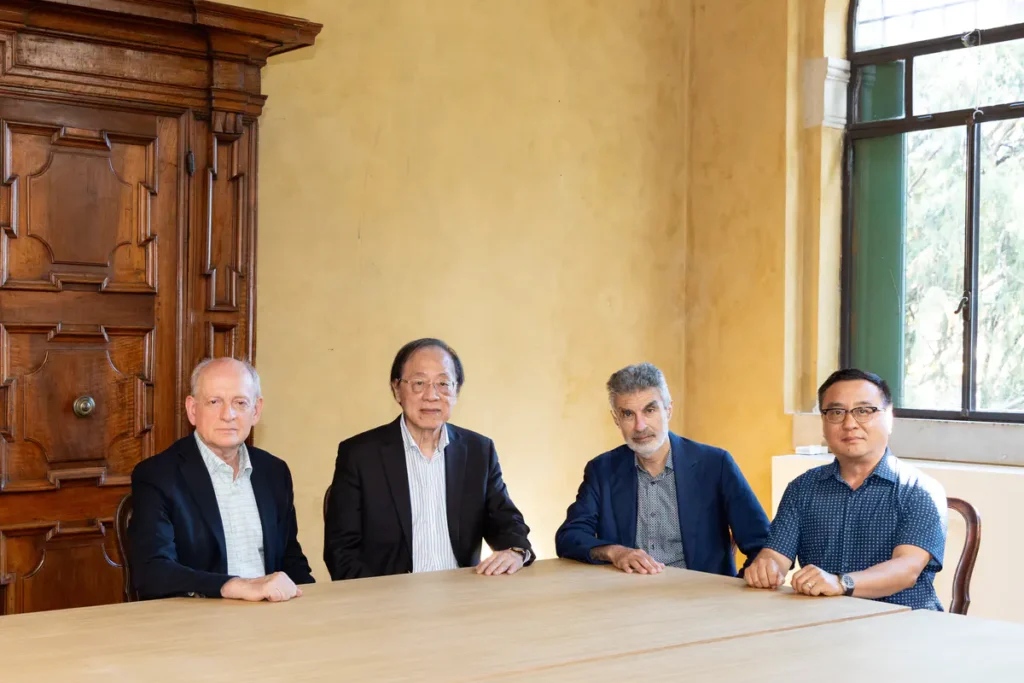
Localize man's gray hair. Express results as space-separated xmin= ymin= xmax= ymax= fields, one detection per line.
xmin=606 ymin=362 xmax=672 ymax=408
xmin=190 ymin=358 xmax=262 ymax=399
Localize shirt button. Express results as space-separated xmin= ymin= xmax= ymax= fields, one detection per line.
xmin=650 ymin=512 xmax=656 ymax=518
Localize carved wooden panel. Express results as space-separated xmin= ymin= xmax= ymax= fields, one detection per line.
xmin=187 ymin=111 xmax=256 ymax=384
xmin=205 ymin=118 xmax=248 ymax=312
xmin=0 ymin=323 xmax=154 ymax=492
xmin=209 ymin=322 xmax=238 ymax=359
xmin=0 ymin=121 xmax=158 ymax=292
xmin=0 ymin=520 xmax=122 ymax=615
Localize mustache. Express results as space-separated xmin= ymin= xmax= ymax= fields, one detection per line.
xmin=631 ymin=430 xmax=656 ymax=440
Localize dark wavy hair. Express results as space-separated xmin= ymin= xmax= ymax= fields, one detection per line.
xmin=389 ymin=338 xmax=465 ymax=394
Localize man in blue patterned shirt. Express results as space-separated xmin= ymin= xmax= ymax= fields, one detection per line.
xmin=744 ymin=369 xmax=948 ymax=610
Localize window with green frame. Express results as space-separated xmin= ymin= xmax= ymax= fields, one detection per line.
xmin=845 ymin=0 xmax=1024 ymax=420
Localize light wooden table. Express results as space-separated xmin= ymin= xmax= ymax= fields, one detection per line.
xmin=505 ymin=608 xmax=1024 ymax=682
xmin=0 ymin=559 xmax=908 ymax=682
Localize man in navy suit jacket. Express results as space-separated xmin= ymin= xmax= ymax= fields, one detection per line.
xmin=130 ymin=358 xmax=313 ymax=601
xmin=556 ymin=363 xmax=769 ymax=577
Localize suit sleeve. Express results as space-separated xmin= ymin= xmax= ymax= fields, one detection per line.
xmin=555 ymin=460 xmax=617 ymax=564
xmin=719 ymin=449 xmax=771 ymax=573
xmin=280 ymin=463 xmax=315 ymax=585
xmin=323 ymin=441 xmax=371 ymax=580
xmin=481 ymin=440 xmax=533 ymax=561
xmin=129 ymin=466 xmax=234 ymax=600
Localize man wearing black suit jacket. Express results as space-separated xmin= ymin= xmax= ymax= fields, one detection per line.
xmin=324 ymin=338 xmax=533 ymax=580
xmin=130 ymin=358 xmax=314 ymax=601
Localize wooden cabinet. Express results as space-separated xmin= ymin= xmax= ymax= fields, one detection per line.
xmin=0 ymin=0 xmax=319 ymax=614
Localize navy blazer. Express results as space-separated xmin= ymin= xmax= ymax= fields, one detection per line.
xmin=324 ymin=417 xmax=532 ymax=580
xmin=129 ymin=435 xmax=314 ymax=600
xmin=555 ymin=433 xmax=769 ymax=576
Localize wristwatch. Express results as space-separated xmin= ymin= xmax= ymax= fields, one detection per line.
xmin=508 ymin=547 xmax=532 ymax=563
xmin=838 ymin=573 xmax=855 ymax=596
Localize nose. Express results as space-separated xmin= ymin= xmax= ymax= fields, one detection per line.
xmin=634 ymin=415 xmax=647 ymax=432
xmin=422 ymin=382 xmax=440 ymax=400
xmin=220 ymin=402 xmax=237 ymax=420
xmin=841 ymin=411 xmax=859 ymax=429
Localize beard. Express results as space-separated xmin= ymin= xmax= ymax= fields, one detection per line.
xmin=627 ymin=429 xmax=669 ymax=456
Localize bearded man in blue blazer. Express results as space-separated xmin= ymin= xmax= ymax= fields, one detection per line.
xmin=556 ymin=363 xmax=769 ymax=577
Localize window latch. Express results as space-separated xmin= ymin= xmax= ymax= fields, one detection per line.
xmin=954 ymin=290 xmax=971 ymax=317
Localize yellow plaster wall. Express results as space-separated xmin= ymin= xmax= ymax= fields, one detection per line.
xmin=684 ymin=0 xmax=797 ymax=511
xmin=227 ymin=0 xmax=692 ymax=580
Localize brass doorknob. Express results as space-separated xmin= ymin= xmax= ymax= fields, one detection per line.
xmin=73 ymin=396 xmax=96 ymax=418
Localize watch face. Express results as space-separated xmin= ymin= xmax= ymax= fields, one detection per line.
xmin=842 ymin=574 xmax=855 ymax=590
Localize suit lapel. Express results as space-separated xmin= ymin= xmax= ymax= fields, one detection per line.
xmin=443 ymin=427 xmax=466 ymax=551
xmin=610 ymin=449 xmax=639 ymax=546
xmin=380 ymin=418 xmax=413 ymax=553
xmin=179 ymin=437 xmax=227 ymax=567
xmin=248 ymin=450 xmax=278 ymax=574
xmin=670 ymin=433 xmax=702 ymax=568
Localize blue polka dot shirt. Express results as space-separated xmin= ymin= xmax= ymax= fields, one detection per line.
xmin=766 ymin=451 xmax=948 ymax=610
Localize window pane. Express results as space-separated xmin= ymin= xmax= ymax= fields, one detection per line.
xmin=915 ymin=37 xmax=1024 ymax=115
xmin=977 ymin=118 xmax=1024 ymax=412
xmin=850 ymin=127 xmax=967 ymax=410
xmin=858 ymin=61 xmax=906 ymax=122
xmin=855 ymin=0 xmax=1024 ymax=52
xmin=903 ymin=127 xmax=966 ymax=410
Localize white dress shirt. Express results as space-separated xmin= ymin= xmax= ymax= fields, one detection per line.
xmin=195 ymin=433 xmax=266 ymax=579
xmin=400 ymin=416 xmax=460 ymax=572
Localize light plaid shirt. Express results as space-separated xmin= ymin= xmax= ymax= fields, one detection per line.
xmin=195 ymin=433 xmax=265 ymax=579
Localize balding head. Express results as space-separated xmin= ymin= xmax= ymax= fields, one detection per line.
xmin=190 ymin=357 xmax=261 ymax=401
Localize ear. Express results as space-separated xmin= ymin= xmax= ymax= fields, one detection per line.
xmin=664 ymin=401 xmax=673 ymax=422
xmin=391 ymin=380 xmax=402 ymax=404
xmin=185 ymin=395 xmax=198 ymax=427
xmin=251 ymin=396 xmax=264 ymax=425
xmin=609 ymin=409 xmax=621 ymax=427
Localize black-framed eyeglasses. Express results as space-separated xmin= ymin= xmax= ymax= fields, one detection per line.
xmin=399 ymin=378 xmax=457 ymax=396
xmin=822 ymin=406 xmax=883 ymax=424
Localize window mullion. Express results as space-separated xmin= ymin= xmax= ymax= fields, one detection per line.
xmin=904 ymin=57 xmax=914 ymax=119
xmin=961 ymin=119 xmax=982 ymax=416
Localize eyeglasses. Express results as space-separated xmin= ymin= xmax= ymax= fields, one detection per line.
xmin=399 ymin=378 xmax=457 ymax=396
xmin=822 ymin=406 xmax=883 ymax=424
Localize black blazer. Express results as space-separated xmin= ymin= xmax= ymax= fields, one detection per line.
xmin=129 ymin=435 xmax=314 ymax=600
xmin=324 ymin=417 xmax=532 ymax=580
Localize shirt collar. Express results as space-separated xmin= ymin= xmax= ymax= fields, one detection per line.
xmin=399 ymin=415 xmax=449 ymax=458
xmin=818 ymin=448 xmax=897 ymax=484
xmin=870 ymin=449 xmax=899 ymax=483
xmin=195 ymin=431 xmax=252 ymax=477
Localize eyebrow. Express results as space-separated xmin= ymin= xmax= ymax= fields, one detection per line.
xmin=622 ymin=401 xmax=658 ymax=413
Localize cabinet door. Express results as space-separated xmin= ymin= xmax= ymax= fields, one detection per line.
xmin=0 ymin=99 xmax=183 ymax=614
xmin=185 ymin=111 xmax=257 ymax=392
